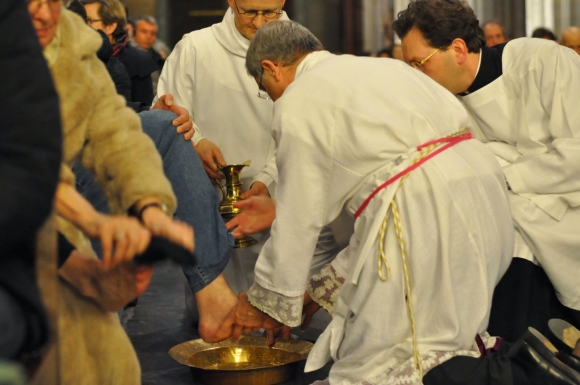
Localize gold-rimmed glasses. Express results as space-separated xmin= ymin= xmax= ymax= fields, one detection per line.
xmin=233 ymin=0 xmax=283 ymax=19
xmin=27 ymin=0 xmax=61 ymax=13
xmin=257 ymin=70 xmax=271 ymax=100
xmin=410 ymin=48 xmax=440 ymax=71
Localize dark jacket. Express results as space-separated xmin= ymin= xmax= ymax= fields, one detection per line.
xmin=0 ymin=0 xmax=62 ymax=355
xmin=114 ymin=37 xmax=157 ymax=106
xmin=96 ymin=30 xmax=132 ymax=102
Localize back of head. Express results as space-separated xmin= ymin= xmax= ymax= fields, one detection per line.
xmin=68 ymin=0 xmax=87 ymax=22
xmin=79 ymin=0 xmax=127 ymax=41
xmin=393 ymin=0 xmax=485 ymax=53
xmin=532 ymin=27 xmax=556 ymax=41
xmin=246 ymin=20 xmax=324 ymax=78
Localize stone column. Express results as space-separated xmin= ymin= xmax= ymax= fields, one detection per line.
xmin=525 ymin=0 xmax=555 ymax=37
xmin=362 ymin=0 xmax=393 ymax=53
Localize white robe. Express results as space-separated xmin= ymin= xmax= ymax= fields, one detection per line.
xmin=248 ymin=52 xmax=514 ymax=384
xmin=461 ymin=38 xmax=580 ymax=311
xmin=156 ymin=11 xmax=338 ymax=330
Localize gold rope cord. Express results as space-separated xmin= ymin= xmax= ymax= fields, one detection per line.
xmin=375 ymin=129 xmax=469 ymax=379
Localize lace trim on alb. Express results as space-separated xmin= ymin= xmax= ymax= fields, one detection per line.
xmin=247 ymin=282 xmax=303 ymax=327
xmin=306 ymin=264 xmax=345 ymax=314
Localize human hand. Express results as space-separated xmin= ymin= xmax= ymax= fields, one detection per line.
xmin=59 ymin=251 xmax=154 ymax=312
xmin=300 ymin=291 xmax=321 ymax=331
xmin=240 ymin=181 xmax=269 ymax=199
xmin=195 ymin=139 xmax=226 ymax=179
xmin=140 ymin=206 xmax=195 ymax=253
xmin=225 ymin=196 xmax=275 ymax=239
xmin=263 ymin=326 xmax=292 ymax=346
xmin=84 ymin=213 xmax=151 ymax=270
xmin=152 ymin=94 xmax=194 ymax=140
xmin=231 ymin=292 xmax=283 ymax=344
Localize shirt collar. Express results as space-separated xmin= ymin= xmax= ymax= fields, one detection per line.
xmin=461 ymin=43 xmax=506 ymax=96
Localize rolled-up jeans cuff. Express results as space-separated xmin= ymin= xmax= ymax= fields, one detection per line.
xmin=181 ymin=263 xmax=223 ymax=293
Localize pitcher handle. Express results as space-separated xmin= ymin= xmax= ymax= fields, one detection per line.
xmin=215 ymin=178 xmax=226 ymax=199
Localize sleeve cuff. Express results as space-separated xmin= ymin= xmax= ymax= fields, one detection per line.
xmin=251 ymin=174 xmax=275 ymax=194
xmin=502 ymin=163 xmax=527 ymax=194
xmin=306 ymin=264 xmax=345 ymax=314
xmin=247 ymin=281 xmax=303 ymax=327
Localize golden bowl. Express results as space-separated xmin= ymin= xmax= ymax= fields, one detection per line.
xmin=169 ymin=336 xmax=313 ymax=385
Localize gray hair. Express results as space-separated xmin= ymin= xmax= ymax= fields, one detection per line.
xmin=246 ymin=20 xmax=324 ymax=78
xmin=135 ymin=15 xmax=158 ymax=26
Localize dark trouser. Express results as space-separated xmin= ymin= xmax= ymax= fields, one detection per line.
xmin=424 ymin=341 xmax=530 ymax=385
xmin=74 ymin=110 xmax=234 ymax=293
xmin=488 ymin=258 xmax=580 ymax=343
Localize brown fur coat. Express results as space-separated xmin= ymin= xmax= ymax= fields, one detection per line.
xmin=45 ymin=9 xmax=176 ymax=385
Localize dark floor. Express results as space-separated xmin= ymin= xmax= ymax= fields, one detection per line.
xmin=124 ymin=261 xmax=331 ymax=385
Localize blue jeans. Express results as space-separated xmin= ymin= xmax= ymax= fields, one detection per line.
xmin=74 ymin=109 xmax=234 ymax=293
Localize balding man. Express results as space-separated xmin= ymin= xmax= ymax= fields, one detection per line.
xmin=483 ymin=20 xmax=507 ymax=47
xmin=561 ymin=26 xmax=580 ymax=55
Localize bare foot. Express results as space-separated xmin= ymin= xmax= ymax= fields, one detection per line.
xmin=196 ymin=274 xmax=238 ymax=342
xmin=573 ymin=338 xmax=580 ymax=358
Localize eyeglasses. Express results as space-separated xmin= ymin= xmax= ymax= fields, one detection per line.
xmin=86 ymin=18 xmax=103 ymax=25
xmin=27 ymin=0 xmax=61 ymax=13
xmin=410 ymin=48 xmax=440 ymax=71
xmin=257 ymin=71 xmax=271 ymax=100
xmin=233 ymin=0 xmax=283 ymax=19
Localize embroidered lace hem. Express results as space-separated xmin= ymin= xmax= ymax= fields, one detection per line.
xmin=247 ymin=282 xmax=303 ymax=327
xmin=311 ymin=334 xmax=500 ymax=385
xmin=306 ymin=264 xmax=345 ymax=314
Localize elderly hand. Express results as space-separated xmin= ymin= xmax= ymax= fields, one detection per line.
xmin=59 ymin=251 xmax=154 ymax=312
xmin=240 ymin=181 xmax=269 ymax=199
xmin=231 ymin=292 xmax=283 ymax=344
xmin=226 ymin=196 xmax=275 ymax=239
xmin=140 ymin=206 xmax=195 ymax=253
xmin=195 ymin=139 xmax=227 ymax=179
xmin=300 ymin=291 xmax=321 ymax=331
xmin=85 ymin=213 xmax=152 ymax=270
xmin=152 ymin=94 xmax=194 ymax=140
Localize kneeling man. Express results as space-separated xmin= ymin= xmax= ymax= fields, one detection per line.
xmin=222 ymin=21 xmax=516 ymax=384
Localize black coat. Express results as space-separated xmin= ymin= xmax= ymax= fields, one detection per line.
xmin=116 ymin=43 xmax=157 ymax=106
xmin=96 ymin=30 xmax=132 ymax=102
xmin=0 ymin=0 xmax=62 ymax=355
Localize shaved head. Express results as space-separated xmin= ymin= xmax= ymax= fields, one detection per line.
xmin=561 ymin=27 xmax=580 ymax=55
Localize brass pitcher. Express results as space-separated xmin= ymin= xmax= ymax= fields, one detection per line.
xmin=216 ymin=161 xmax=258 ymax=249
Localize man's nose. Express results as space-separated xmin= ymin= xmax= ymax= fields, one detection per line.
xmin=254 ymin=14 xmax=267 ymax=28
xmin=34 ymin=1 xmax=52 ymax=22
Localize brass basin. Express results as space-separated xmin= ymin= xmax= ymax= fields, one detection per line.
xmin=169 ymin=336 xmax=313 ymax=385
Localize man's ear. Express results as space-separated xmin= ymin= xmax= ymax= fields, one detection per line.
xmin=261 ymin=60 xmax=280 ymax=80
xmin=451 ymin=38 xmax=469 ymax=65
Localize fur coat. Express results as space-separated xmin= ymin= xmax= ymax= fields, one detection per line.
xmin=45 ymin=9 xmax=176 ymax=385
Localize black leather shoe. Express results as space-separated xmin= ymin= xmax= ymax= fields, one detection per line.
xmin=547 ymin=319 xmax=580 ymax=358
xmin=508 ymin=327 xmax=580 ymax=385
xmin=557 ymin=352 xmax=580 ymax=374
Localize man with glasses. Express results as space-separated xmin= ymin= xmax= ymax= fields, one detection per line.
xmin=156 ymin=0 xmax=298 ymax=325
xmin=395 ymin=0 xmax=580 ymax=375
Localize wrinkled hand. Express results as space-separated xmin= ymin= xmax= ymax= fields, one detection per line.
xmin=263 ymin=326 xmax=292 ymax=345
xmin=231 ymin=292 xmax=283 ymax=345
xmin=152 ymin=94 xmax=194 ymax=140
xmin=84 ymin=213 xmax=151 ymax=270
xmin=141 ymin=207 xmax=195 ymax=253
xmin=226 ymin=196 xmax=275 ymax=239
xmin=301 ymin=291 xmax=321 ymax=331
xmin=240 ymin=181 xmax=269 ymax=199
xmin=59 ymin=251 xmax=154 ymax=312
xmin=195 ymin=139 xmax=226 ymax=179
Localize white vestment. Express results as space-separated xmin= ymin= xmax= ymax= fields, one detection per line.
xmin=461 ymin=38 xmax=580 ymax=311
xmin=247 ymin=52 xmax=514 ymax=384
xmin=156 ymin=11 xmax=338 ymax=329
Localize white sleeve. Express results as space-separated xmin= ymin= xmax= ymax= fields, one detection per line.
xmin=503 ymin=44 xmax=580 ymax=195
xmin=156 ymin=38 xmax=206 ymax=145
xmin=248 ymin=99 xmax=338 ymax=327
xmin=251 ymin=148 xmax=278 ymax=193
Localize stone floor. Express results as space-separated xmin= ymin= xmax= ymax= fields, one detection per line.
xmin=124 ymin=261 xmax=331 ymax=385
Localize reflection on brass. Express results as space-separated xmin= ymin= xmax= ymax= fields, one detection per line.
xmin=188 ymin=9 xmax=227 ymax=17
xmin=169 ymin=336 xmax=313 ymax=385
xmin=216 ymin=161 xmax=258 ymax=249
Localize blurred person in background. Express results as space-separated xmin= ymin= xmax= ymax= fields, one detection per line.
xmin=561 ymin=27 xmax=580 ymax=55
xmin=532 ymin=26 xmax=557 ymax=41
xmin=482 ymin=19 xmax=507 ymax=47
xmin=392 ymin=43 xmax=404 ymax=60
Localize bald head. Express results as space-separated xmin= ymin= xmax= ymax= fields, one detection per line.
xmin=561 ymin=27 xmax=580 ymax=55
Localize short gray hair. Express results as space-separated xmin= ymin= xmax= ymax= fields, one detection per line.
xmin=135 ymin=15 xmax=158 ymax=26
xmin=246 ymin=20 xmax=324 ymax=78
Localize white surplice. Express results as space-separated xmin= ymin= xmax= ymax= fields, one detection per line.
xmin=460 ymin=38 xmax=580 ymax=311
xmin=156 ymin=10 xmax=339 ymax=324
xmin=247 ymin=52 xmax=514 ymax=384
